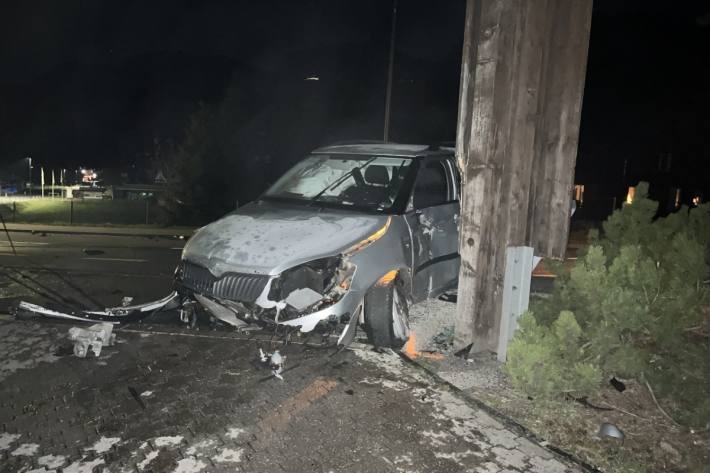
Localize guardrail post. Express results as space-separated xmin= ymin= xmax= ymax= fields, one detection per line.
xmin=497 ymin=246 xmax=535 ymax=362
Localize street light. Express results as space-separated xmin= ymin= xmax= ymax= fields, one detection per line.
xmin=27 ymin=156 xmax=33 ymax=194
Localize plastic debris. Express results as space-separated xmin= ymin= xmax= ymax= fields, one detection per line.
xmin=259 ymin=348 xmax=285 ymax=380
xmin=17 ymin=292 xmax=179 ymax=323
xmin=597 ymin=422 xmax=625 ymax=443
xmin=67 ymin=323 xmax=116 ymax=358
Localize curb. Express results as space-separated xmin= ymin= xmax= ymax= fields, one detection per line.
xmin=397 ymin=351 xmax=601 ymax=473
xmin=3 ymin=226 xmax=193 ymax=239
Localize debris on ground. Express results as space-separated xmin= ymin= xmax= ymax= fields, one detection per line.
xmin=400 ymin=297 xmax=710 ymax=472
xmin=610 ymin=377 xmax=626 ymax=392
xmin=407 ymin=297 xmax=457 ymax=355
xmin=259 ymin=348 xmax=285 ymax=380
xmin=128 ymin=386 xmax=147 ymax=410
xmin=597 ymin=422 xmax=625 ymax=442
xmin=67 ymin=322 xmax=116 ymax=358
xmin=16 ymin=292 xmax=179 ymax=323
xmin=430 ymin=325 xmax=455 ymax=353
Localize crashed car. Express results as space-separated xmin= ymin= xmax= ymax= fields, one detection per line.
xmin=175 ymin=143 xmax=461 ymax=348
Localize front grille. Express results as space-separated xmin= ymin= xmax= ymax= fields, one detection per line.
xmin=181 ymin=261 xmax=269 ymax=302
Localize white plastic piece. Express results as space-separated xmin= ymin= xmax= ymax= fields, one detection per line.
xmin=270 ymin=350 xmax=284 ymax=380
xmin=284 ymin=287 xmax=323 ymax=311
xmin=17 ymin=301 xmax=118 ymax=324
xmin=67 ymin=323 xmax=115 ymax=358
xmin=258 ymin=348 xmax=285 ymax=380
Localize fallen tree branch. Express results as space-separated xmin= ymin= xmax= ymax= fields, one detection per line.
xmin=599 ymin=401 xmax=649 ymax=421
xmin=683 ymin=326 xmax=710 ymax=338
xmin=644 ymin=379 xmax=681 ymax=427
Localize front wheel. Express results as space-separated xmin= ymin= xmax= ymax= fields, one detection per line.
xmin=363 ymin=279 xmax=410 ymax=348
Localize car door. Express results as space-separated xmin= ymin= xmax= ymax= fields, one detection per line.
xmin=404 ymin=157 xmax=460 ymax=302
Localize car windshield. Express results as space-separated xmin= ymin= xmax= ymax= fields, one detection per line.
xmin=264 ymin=154 xmax=414 ymax=212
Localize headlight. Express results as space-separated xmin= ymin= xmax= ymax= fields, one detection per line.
xmin=269 ymin=256 xmax=340 ymax=300
xmin=269 ymin=256 xmax=355 ymax=313
xmin=344 ymin=216 xmax=391 ymax=255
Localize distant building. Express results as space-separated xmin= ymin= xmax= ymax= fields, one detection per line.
xmin=111 ymin=183 xmax=167 ymax=200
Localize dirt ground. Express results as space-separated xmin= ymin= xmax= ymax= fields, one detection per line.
xmin=408 ymin=298 xmax=710 ymax=473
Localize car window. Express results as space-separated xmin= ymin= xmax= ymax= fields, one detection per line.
xmin=412 ymin=161 xmax=449 ymax=209
xmin=264 ymin=154 xmax=413 ymax=212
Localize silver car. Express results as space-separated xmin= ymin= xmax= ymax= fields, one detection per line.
xmin=176 ymin=143 xmax=461 ymax=348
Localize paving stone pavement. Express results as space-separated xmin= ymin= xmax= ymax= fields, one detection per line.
xmin=0 ymin=319 xmax=585 ymax=473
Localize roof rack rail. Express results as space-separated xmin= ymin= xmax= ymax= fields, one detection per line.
xmin=427 ymin=141 xmax=455 ymax=151
xmin=326 ymin=139 xmax=391 ymax=146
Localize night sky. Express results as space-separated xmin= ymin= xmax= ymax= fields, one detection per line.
xmin=1 ymin=0 xmax=709 ymax=206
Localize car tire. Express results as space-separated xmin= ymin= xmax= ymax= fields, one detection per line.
xmin=363 ymin=278 xmax=410 ymax=348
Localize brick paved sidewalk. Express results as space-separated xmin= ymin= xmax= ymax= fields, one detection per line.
xmin=0 ymin=319 xmax=584 ymax=473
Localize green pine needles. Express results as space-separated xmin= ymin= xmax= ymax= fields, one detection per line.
xmin=506 ymin=183 xmax=710 ymax=425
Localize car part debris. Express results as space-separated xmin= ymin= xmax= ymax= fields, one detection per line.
xmin=284 ymin=288 xmax=323 ymax=311
xmin=259 ymin=348 xmax=285 ymax=380
xmin=336 ymin=306 xmax=361 ymax=347
xmin=127 ymin=386 xmax=146 ymax=410
xmin=193 ymin=293 xmax=247 ymax=328
xmin=16 ymin=292 xmax=179 ymax=324
xmin=454 ymin=343 xmax=473 ymax=358
xmin=597 ymin=422 xmax=625 ymax=443
xmin=610 ymin=377 xmax=626 ymax=392
xmin=68 ymin=323 xmax=115 ymax=358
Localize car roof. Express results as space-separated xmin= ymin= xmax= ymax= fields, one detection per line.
xmin=312 ymin=142 xmax=454 ymax=158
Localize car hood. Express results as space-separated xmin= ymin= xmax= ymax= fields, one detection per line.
xmin=182 ymin=202 xmax=388 ymax=276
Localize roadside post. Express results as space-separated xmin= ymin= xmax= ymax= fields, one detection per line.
xmin=454 ymin=0 xmax=592 ymax=355
xmin=496 ymin=247 xmax=538 ymax=362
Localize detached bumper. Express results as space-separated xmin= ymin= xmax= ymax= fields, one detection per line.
xmin=16 ymin=292 xmax=180 ymax=324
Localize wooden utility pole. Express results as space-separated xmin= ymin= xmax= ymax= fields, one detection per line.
xmin=383 ymin=0 xmax=398 ymax=142
xmin=454 ymin=0 xmax=592 ymax=353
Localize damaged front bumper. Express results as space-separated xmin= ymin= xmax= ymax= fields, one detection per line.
xmin=268 ymin=286 xmax=363 ymax=346
xmin=179 ymin=281 xmax=364 ymax=347
xmin=16 ymin=292 xmax=180 ymax=324
xmin=175 ymin=256 xmax=363 ymax=346
xmin=17 ymin=257 xmax=364 ymax=348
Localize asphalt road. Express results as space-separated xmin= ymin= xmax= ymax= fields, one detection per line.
xmin=0 ymin=230 xmax=555 ymax=315
xmin=0 ymin=231 xmax=583 ymax=472
xmin=0 ymin=319 xmax=581 ymax=473
xmin=0 ymin=232 xmax=184 ymax=313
